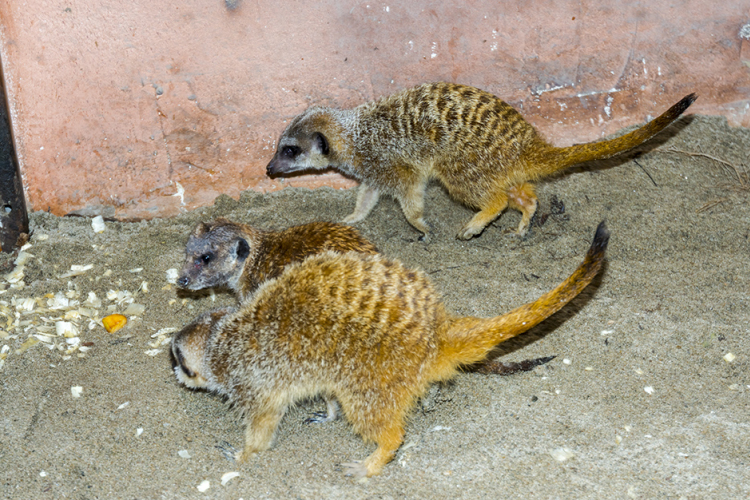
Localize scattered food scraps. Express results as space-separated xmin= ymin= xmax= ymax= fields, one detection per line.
xmin=550 ymin=447 xmax=575 ymax=462
xmin=91 ymin=215 xmax=106 ymax=233
xmin=165 ymin=268 xmax=179 ymax=284
xmin=221 ymin=472 xmax=240 ymax=486
xmin=102 ymin=314 xmax=127 ymax=333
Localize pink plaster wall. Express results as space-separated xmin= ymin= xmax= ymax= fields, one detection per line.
xmin=1 ymin=1 xmax=749 ymax=219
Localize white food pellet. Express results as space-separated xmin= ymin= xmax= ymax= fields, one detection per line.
xmin=221 ymin=472 xmax=240 ymax=486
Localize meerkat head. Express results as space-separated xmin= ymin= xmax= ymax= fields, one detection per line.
xmin=177 ymin=218 xmax=254 ymax=292
xmin=266 ymin=107 xmax=344 ymax=176
xmin=171 ymin=308 xmax=231 ymax=389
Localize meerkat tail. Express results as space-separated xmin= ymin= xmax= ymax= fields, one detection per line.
xmin=538 ymin=94 xmax=696 ymax=176
xmin=439 ymin=221 xmax=610 ymax=367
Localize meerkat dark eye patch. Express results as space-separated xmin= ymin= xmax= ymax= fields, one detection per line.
xmin=173 ymin=346 xmax=196 ymax=378
xmin=313 ymin=132 xmax=329 ymax=155
xmin=236 ymin=239 xmax=250 ymax=261
xmin=199 ymin=252 xmax=213 ymax=265
xmin=282 ymin=145 xmax=300 ymax=158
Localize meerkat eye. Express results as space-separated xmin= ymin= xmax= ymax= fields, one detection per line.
xmin=200 ymin=252 xmax=213 ymax=264
xmin=282 ymin=145 xmax=300 ymax=158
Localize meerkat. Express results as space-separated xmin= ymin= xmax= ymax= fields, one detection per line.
xmin=177 ymin=217 xmax=379 ymax=304
xmin=171 ymin=221 xmax=609 ymax=478
xmin=267 ymin=82 xmax=695 ymax=240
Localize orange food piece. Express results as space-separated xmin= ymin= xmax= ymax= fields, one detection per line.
xmin=102 ymin=314 xmax=127 ymax=333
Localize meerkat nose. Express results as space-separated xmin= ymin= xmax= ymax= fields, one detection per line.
xmin=177 ymin=276 xmax=190 ymax=287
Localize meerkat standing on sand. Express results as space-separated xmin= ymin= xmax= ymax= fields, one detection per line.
xmin=267 ymin=82 xmax=695 ymax=240
xmin=172 ymin=222 xmax=610 ymax=478
xmin=177 ymin=218 xmax=379 ymax=303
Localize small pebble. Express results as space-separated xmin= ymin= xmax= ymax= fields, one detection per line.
xmin=197 ymin=480 xmax=210 ymax=492
xmin=723 ymin=353 xmax=735 ymax=363
xmin=644 ymin=386 xmax=654 ymax=395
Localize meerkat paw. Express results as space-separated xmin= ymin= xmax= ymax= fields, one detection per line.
xmin=304 ymin=411 xmax=336 ymax=424
xmin=305 ymin=396 xmax=338 ymax=424
xmin=456 ymin=225 xmax=483 ymax=240
xmin=216 ymin=441 xmax=240 ymax=462
xmin=340 ymin=460 xmax=370 ymax=480
xmin=342 ymin=212 xmax=364 ymax=224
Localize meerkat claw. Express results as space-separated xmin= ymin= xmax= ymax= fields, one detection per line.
xmin=216 ymin=441 xmax=239 ymax=462
xmin=304 ymin=411 xmax=335 ymax=424
xmin=340 ymin=460 xmax=369 ymax=479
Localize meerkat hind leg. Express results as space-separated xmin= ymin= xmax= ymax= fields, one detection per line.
xmin=397 ymin=182 xmax=431 ymax=239
xmin=507 ymin=183 xmax=538 ymax=236
xmin=341 ymin=423 xmax=405 ymax=478
xmin=343 ymin=183 xmax=380 ymax=224
xmin=456 ymin=191 xmax=509 ymax=240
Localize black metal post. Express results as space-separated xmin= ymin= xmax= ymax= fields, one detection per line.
xmin=0 ymin=55 xmax=29 ymax=253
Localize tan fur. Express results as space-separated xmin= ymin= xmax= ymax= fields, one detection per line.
xmin=267 ymin=82 xmax=695 ymax=239
xmin=172 ymin=222 xmax=610 ymax=478
xmin=178 ymin=217 xmax=379 ymax=303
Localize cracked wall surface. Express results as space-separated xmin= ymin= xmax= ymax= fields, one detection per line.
xmin=0 ymin=0 xmax=748 ymax=219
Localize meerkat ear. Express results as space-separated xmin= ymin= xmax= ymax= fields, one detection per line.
xmin=192 ymin=221 xmax=212 ymax=237
xmin=235 ymin=238 xmax=250 ymax=261
xmin=313 ymin=132 xmax=329 ymax=155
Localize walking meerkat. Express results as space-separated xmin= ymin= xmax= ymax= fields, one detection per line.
xmin=171 ymin=221 xmax=609 ymax=478
xmin=266 ymin=82 xmax=695 ymax=240
xmin=177 ymin=217 xmax=379 ymax=304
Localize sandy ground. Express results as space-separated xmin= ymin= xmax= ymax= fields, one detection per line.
xmin=0 ymin=115 xmax=748 ymax=499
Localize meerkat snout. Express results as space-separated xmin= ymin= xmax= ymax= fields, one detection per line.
xmin=178 ymin=220 xmax=253 ymax=292
xmin=171 ymin=307 xmax=233 ymax=390
xmin=267 ymin=113 xmax=334 ymax=176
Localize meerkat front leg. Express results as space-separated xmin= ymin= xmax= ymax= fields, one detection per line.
xmin=234 ymin=407 xmax=285 ymax=463
xmin=507 ymin=183 xmax=539 ymax=236
xmin=457 ymin=190 xmax=509 ymax=240
xmin=343 ymin=183 xmax=380 ymax=224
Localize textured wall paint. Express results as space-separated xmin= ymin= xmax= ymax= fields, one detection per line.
xmin=0 ymin=0 xmax=748 ymax=219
